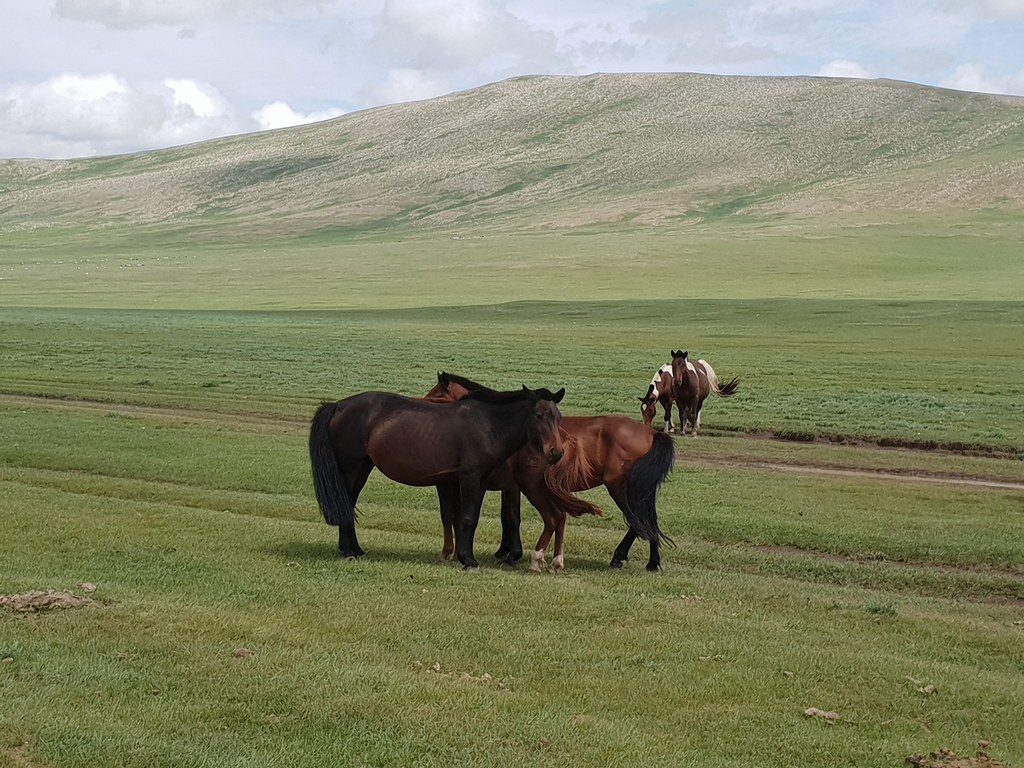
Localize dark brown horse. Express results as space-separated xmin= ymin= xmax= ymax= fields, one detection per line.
xmin=639 ymin=362 xmax=677 ymax=432
xmin=427 ymin=373 xmax=674 ymax=572
xmin=421 ymin=378 xmax=523 ymax=564
xmin=309 ymin=385 xmax=565 ymax=569
xmin=669 ymin=350 xmax=740 ymax=436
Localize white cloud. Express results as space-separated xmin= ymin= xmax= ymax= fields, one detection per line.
xmin=631 ymin=5 xmax=778 ymax=68
xmin=51 ymin=0 xmax=330 ymax=29
xmin=940 ymin=62 xmax=1024 ymax=95
xmin=0 ymin=72 xmax=246 ymax=157
xmin=818 ymin=59 xmax=873 ymax=79
xmin=358 ymin=68 xmax=450 ymax=106
xmin=252 ymin=101 xmax=346 ymax=130
xmin=375 ymin=0 xmax=560 ymax=70
xmin=984 ymin=0 xmax=1024 ymax=19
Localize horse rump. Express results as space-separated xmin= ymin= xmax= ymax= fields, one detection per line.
xmin=308 ymin=400 xmax=356 ymax=527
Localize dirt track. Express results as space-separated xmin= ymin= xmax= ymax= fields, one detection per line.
xmin=3 ymin=393 xmax=1022 ymax=493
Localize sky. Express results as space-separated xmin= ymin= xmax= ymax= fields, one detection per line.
xmin=1 ymin=0 xmax=1023 ymax=160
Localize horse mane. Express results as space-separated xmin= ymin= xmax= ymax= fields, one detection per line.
xmin=438 ymin=371 xmax=486 ymax=392
xmin=463 ymin=386 xmax=536 ymax=404
xmin=543 ymin=432 xmax=604 ymax=517
xmin=454 ymin=377 xmax=563 ymax=404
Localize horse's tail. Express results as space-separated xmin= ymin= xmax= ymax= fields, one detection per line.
xmin=700 ymin=360 xmax=739 ymax=397
xmin=309 ymin=401 xmax=355 ymax=527
xmin=624 ymin=431 xmax=675 ymax=545
xmin=543 ymin=433 xmax=605 ymax=518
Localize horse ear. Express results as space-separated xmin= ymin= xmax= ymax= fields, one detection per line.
xmin=553 ymin=387 xmax=565 ymax=403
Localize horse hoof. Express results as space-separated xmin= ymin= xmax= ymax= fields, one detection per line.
xmin=609 ymin=559 xmax=624 ymax=569
xmin=462 ymin=564 xmax=481 ymax=572
xmin=493 ymin=548 xmax=509 ymax=559
xmin=646 ymin=563 xmax=661 ymax=572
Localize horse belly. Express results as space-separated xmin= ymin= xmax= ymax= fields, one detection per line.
xmin=366 ymin=424 xmax=460 ymax=486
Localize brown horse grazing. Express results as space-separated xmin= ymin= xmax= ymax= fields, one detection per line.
xmin=639 ymin=362 xmax=677 ymax=432
xmin=669 ymin=350 xmax=740 ymax=436
xmin=309 ymin=385 xmax=565 ymax=569
xmin=428 ymin=373 xmax=674 ymax=572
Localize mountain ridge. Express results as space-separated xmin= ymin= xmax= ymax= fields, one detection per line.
xmin=2 ymin=72 xmax=1022 ymax=239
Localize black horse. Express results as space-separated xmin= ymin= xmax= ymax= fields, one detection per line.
xmin=309 ymin=385 xmax=565 ymax=569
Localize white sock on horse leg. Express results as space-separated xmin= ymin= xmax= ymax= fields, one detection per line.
xmin=530 ymin=550 xmax=546 ymax=572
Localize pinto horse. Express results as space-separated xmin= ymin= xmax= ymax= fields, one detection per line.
xmin=309 ymin=385 xmax=565 ymax=569
xmin=639 ymin=363 xmax=677 ymax=432
xmin=427 ymin=373 xmax=674 ymax=572
xmin=669 ymin=350 xmax=740 ymax=436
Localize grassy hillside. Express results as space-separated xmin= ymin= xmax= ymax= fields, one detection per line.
xmin=2 ymin=73 xmax=1023 ymax=242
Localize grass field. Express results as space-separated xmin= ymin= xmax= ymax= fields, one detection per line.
xmin=2 ymin=215 xmax=1024 ymax=767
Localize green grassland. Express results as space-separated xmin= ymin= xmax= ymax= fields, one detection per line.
xmin=3 ymin=280 xmax=1023 ymax=766
xmin=2 ymin=403 xmax=1023 ymax=768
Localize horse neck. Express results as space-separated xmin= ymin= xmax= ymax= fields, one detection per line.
xmin=471 ymin=397 xmax=536 ymax=455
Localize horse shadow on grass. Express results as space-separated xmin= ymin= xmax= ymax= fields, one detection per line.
xmin=269 ymin=538 xmax=649 ymax=574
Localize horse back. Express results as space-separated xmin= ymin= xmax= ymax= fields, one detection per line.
xmin=559 ymin=415 xmax=655 ymax=483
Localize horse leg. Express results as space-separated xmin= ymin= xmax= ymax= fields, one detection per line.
xmin=646 ymin=536 xmax=662 ymax=572
xmin=550 ymin=511 xmax=568 ymax=573
xmin=610 ymin=528 xmax=638 ymax=568
xmin=663 ymin=400 xmax=675 ymax=433
xmin=520 ymin=485 xmax=566 ymax=573
xmin=436 ymin=482 xmax=460 ymax=561
xmin=607 ymin=477 xmax=664 ymax=572
xmin=529 ymin=510 xmax=558 ymax=573
xmin=338 ymin=458 xmax=373 ymax=558
xmin=455 ymin=474 xmax=485 ymax=570
xmin=494 ymin=487 xmax=524 ymax=564
xmin=693 ymin=406 xmax=702 ymax=437
xmin=606 ymin=478 xmax=658 ymax=570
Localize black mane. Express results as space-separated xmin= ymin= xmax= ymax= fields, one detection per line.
xmin=438 ymin=371 xmax=487 ymax=392
xmin=440 ymin=372 xmax=560 ymax=403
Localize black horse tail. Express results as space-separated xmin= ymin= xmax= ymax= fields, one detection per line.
xmin=624 ymin=431 xmax=675 ymax=545
xmin=309 ymin=401 xmax=354 ymax=527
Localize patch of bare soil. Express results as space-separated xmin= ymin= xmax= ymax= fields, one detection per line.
xmin=693 ymin=459 xmax=1024 ymax=493
xmin=907 ymin=747 xmax=1010 ymax=768
xmin=0 ymin=590 xmax=100 ymax=612
xmin=2 ymin=743 xmax=41 ymax=768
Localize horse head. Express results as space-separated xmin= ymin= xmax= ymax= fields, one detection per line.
xmin=521 ymin=385 xmax=565 ymax=464
xmin=424 ymin=371 xmax=484 ymax=403
xmin=670 ymin=350 xmax=690 ymax=389
xmin=639 ymin=383 xmax=658 ymax=427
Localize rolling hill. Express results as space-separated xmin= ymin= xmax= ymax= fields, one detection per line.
xmin=2 ymin=72 xmax=1023 ymax=241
